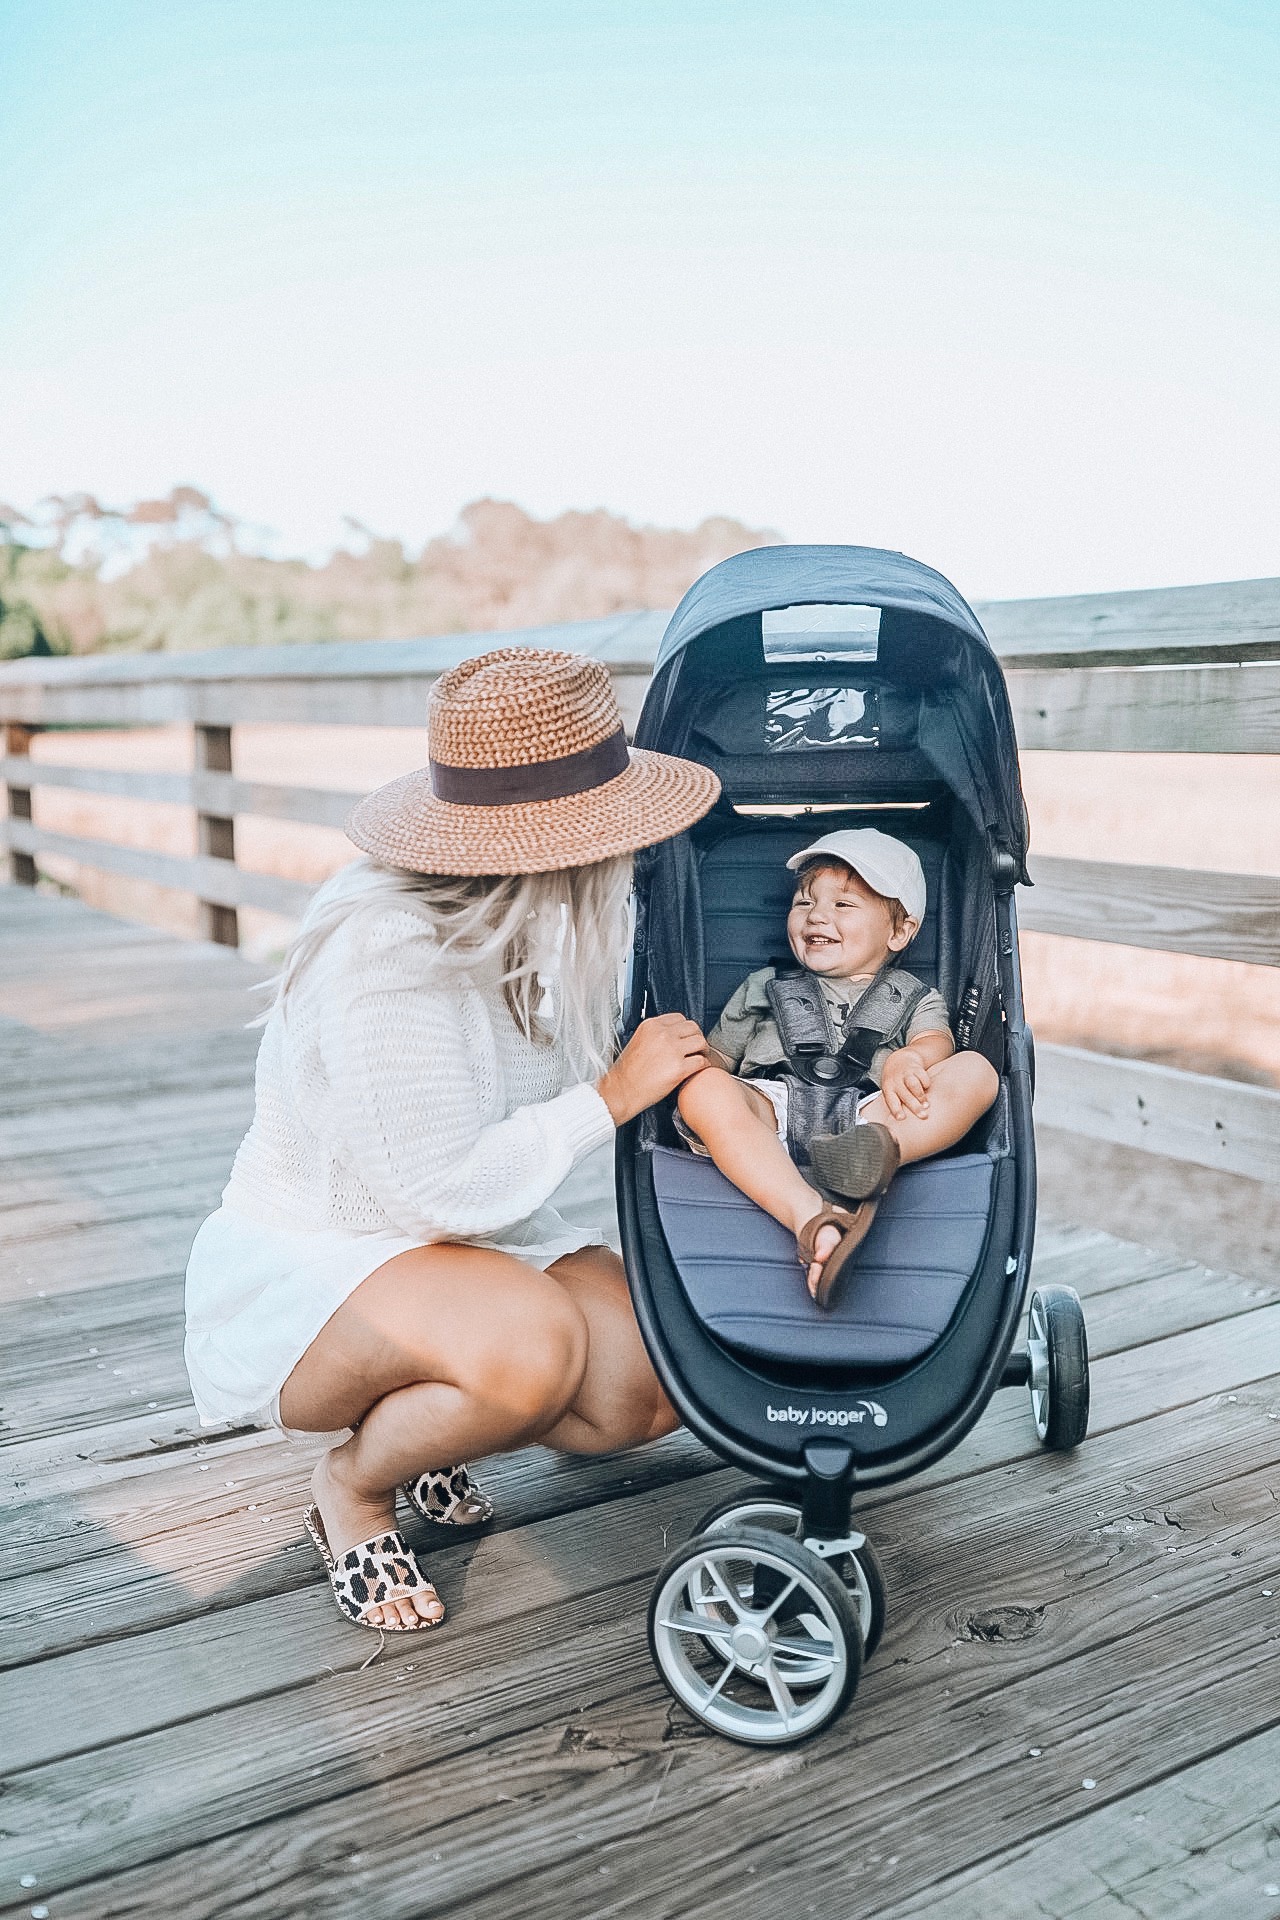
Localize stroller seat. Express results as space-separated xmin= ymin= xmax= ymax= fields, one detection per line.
xmin=652 ymin=1144 xmax=995 ymax=1368
xmin=644 ymin=806 xmax=1005 ymax=1373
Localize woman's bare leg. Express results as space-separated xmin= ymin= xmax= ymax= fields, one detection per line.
xmin=280 ymin=1237 xmax=681 ymax=1627
xmin=861 ymin=1051 xmax=999 ymax=1164
xmin=677 ymin=1068 xmax=834 ymax=1293
xmin=539 ymin=1243 xmax=679 ymax=1453
xmin=280 ymin=1243 xmax=590 ymax=1628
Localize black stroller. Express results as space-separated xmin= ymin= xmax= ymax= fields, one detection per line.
xmin=618 ymin=545 xmax=1090 ymax=1745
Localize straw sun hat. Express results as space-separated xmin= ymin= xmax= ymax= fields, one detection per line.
xmin=346 ymin=646 xmax=722 ymax=876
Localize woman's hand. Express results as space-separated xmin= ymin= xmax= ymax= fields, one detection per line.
xmin=879 ymin=1046 xmax=933 ymax=1121
xmin=597 ymin=1015 xmax=710 ymax=1125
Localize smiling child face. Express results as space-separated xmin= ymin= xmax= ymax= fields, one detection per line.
xmin=786 ymin=860 xmax=916 ymax=981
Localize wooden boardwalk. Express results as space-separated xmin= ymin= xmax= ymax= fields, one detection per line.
xmin=2 ymin=884 xmax=1279 ymax=1920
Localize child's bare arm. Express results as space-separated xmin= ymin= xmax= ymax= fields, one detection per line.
xmin=903 ymin=1028 xmax=954 ymax=1070
xmin=880 ymin=1028 xmax=954 ymax=1120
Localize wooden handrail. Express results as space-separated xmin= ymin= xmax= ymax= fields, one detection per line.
xmin=3 ymin=578 xmax=1278 ymax=1174
xmin=1021 ymin=856 xmax=1280 ymax=969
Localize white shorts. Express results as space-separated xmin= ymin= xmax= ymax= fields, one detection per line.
xmin=677 ymin=1076 xmax=874 ymax=1157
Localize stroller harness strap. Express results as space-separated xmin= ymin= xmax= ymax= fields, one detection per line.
xmin=764 ymin=966 xmax=932 ymax=1090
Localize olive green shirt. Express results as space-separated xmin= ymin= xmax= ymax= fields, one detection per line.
xmin=708 ymin=966 xmax=952 ymax=1089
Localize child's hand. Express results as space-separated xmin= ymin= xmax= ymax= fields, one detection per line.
xmin=880 ymin=1047 xmax=933 ymax=1121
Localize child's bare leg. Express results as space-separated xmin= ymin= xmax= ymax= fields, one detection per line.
xmin=861 ymin=1052 xmax=999 ymax=1165
xmin=677 ymin=1069 xmax=837 ymax=1292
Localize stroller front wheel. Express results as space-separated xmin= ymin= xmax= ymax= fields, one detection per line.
xmin=647 ymin=1526 xmax=863 ymax=1745
xmin=693 ymin=1486 xmax=887 ymax=1659
xmin=1027 ymin=1284 xmax=1090 ymax=1449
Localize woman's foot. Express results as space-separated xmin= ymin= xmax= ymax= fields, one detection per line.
xmin=402 ymin=1463 xmax=494 ymax=1528
xmin=311 ymin=1451 xmax=444 ymax=1630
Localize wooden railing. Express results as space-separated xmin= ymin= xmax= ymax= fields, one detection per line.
xmin=3 ymin=582 xmax=1278 ymax=1181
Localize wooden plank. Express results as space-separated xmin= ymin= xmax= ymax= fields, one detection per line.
xmin=981 ymin=574 xmax=1280 ymax=668
xmin=0 ymin=1219 xmax=1256 ymax=1559
xmin=1 ymin=579 xmax=1277 ymax=726
xmin=5 ymin=1416 xmax=1277 ymax=1915
xmin=0 ymin=612 xmax=664 ymax=729
xmin=0 ymin=758 xmax=359 ymax=828
xmin=3 ymin=720 xmax=37 ymax=885
xmin=7 ymin=1215 xmax=1270 ymax=1468
xmin=1008 ymin=659 xmax=1280 ymax=752
xmin=0 ymin=819 xmax=315 ymax=916
xmin=5 ymin=1300 xmax=1277 ymax=1745
xmin=0 ymin=757 xmax=192 ymax=804
xmin=191 ymin=770 xmax=356 ymax=829
xmin=5 ymin=1222 xmax=1260 ymax=1654
xmin=1 ymin=1218 xmax=212 ymax=1307
xmin=1035 ymin=1042 xmax=1280 ymax=1182
xmin=554 ymin=1524 xmax=1280 ymax=1920
xmin=1022 ymin=853 xmax=1280 ymax=967
xmin=885 ymin=1722 xmax=1280 ymax=1918
xmin=193 ymin=724 xmax=239 ymax=946
xmin=0 ymin=1406 xmax=277 ymax=1508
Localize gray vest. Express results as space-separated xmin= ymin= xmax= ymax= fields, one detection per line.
xmin=763 ymin=966 xmax=931 ymax=1092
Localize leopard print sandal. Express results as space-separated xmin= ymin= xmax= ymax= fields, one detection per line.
xmin=303 ymin=1504 xmax=445 ymax=1632
xmin=401 ymin=1463 xmax=495 ymax=1528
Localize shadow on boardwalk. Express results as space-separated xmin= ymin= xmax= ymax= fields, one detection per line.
xmin=1 ymin=887 xmax=1278 ymax=1920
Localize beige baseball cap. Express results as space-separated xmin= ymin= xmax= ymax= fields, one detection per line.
xmin=786 ymin=828 xmax=927 ymax=925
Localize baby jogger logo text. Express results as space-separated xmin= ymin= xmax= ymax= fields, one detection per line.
xmin=765 ymin=1401 xmax=889 ymax=1429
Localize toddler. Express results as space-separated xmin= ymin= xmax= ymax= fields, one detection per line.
xmin=677 ymin=829 xmax=999 ymax=1308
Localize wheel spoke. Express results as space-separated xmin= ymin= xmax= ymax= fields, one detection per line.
xmin=705 ymin=1559 xmax=749 ymax=1621
xmin=770 ymin=1629 xmax=835 ymax=1664
xmin=756 ymin=1574 xmax=801 ymax=1627
xmin=702 ymin=1656 xmax=738 ymax=1706
xmin=656 ymin=1606 xmax=735 ymax=1652
xmin=763 ymin=1659 xmax=798 ymax=1731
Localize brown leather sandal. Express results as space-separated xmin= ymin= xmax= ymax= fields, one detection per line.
xmin=796 ymin=1201 xmax=879 ymax=1311
xmin=810 ymin=1121 xmax=901 ymax=1204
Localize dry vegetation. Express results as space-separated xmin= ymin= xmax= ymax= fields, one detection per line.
xmin=0 ymin=489 xmax=777 ymax=656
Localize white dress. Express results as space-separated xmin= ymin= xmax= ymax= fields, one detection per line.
xmin=184 ymin=900 xmax=616 ymax=1430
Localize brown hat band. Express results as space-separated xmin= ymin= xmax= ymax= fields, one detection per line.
xmin=429 ymin=726 xmax=630 ymax=807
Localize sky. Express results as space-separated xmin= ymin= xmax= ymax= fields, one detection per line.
xmin=1 ymin=0 xmax=1278 ymax=599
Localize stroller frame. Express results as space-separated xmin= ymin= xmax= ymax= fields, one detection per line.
xmin=617 ymin=545 xmax=1090 ymax=1744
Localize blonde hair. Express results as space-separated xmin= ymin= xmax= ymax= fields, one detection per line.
xmin=260 ymin=853 xmax=634 ymax=1079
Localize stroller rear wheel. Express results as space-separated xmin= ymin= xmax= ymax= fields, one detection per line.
xmin=1027 ymin=1284 xmax=1090 ymax=1449
xmin=693 ymin=1486 xmax=886 ymax=1659
xmin=647 ymin=1526 xmax=863 ymax=1745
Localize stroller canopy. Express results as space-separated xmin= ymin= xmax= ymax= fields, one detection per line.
xmin=639 ymin=544 xmax=1029 ymax=873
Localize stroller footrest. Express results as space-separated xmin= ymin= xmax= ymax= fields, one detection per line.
xmin=651 ymin=1146 xmax=996 ymax=1368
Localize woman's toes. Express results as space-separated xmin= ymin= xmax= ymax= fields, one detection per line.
xmin=414 ymin=1588 xmax=445 ymax=1625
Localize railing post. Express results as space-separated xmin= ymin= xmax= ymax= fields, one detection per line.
xmin=4 ymin=723 xmax=38 ymax=886
xmin=194 ymin=724 xmax=239 ymax=947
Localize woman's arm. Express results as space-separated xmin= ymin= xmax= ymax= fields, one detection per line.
xmin=319 ymin=912 xmax=708 ymax=1242
xmin=322 ymin=932 xmax=615 ymax=1242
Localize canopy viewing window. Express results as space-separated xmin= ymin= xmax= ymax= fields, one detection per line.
xmin=761 ymin=602 xmax=881 ymax=663
xmin=764 ymin=684 xmax=879 ymax=751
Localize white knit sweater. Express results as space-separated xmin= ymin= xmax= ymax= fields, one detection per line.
xmin=222 ymin=901 xmax=617 ymax=1245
